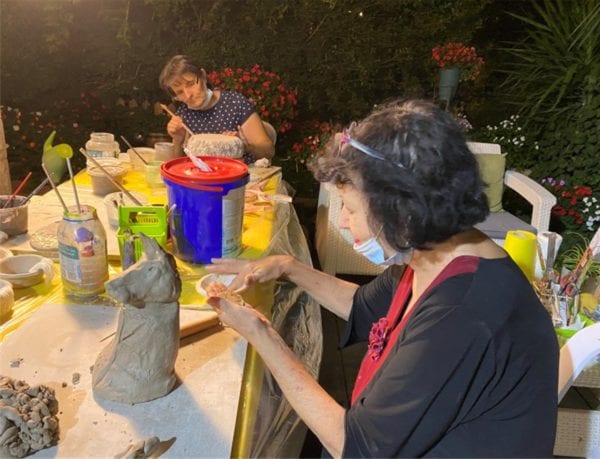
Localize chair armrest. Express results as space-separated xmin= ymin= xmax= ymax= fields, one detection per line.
xmin=504 ymin=170 xmax=556 ymax=232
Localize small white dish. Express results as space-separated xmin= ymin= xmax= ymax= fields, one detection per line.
xmin=103 ymin=191 xmax=149 ymax=228
xmin=196 ymin=273 xmax=236 ymax=297
xmin=0 ymin=254 xmax=53 ymax=288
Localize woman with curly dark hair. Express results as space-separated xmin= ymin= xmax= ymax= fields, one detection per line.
xmin=206 ymin=99 xmax=558 ymax=458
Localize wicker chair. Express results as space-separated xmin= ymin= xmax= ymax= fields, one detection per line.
xmin=554 ymin=322 xmax=600 ymax=457
xmin=314 ymin=141 xmax=556 ymax=277
xmin=467 ymin=141 xmax=556 ymax=246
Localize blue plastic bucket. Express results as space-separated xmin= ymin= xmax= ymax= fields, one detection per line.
xmin=161 ymin=156 xmax=249 ymax=264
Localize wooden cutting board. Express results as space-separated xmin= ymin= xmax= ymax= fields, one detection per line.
xmin=0 ymin=302 xmax=246 ymax=457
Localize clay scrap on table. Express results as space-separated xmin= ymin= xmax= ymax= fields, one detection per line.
xmin=92 ymin=234 xmax=182 ymax=404
xmin=114 ymin=435 xmax=160 ymax=459
xmin=0 ymin=375 xmax=59 ymax=458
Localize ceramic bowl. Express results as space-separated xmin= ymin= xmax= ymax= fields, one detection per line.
xmin=88 ymin=164 xmax=126 ymax=196
xmin=103 ymin=191 xmax=149 ymax=229
xmin=0 ymin=254 xmax=49 ymax=288
xmin=0 ymin=195 xmax=29 ymax=236
xmin=196 ymin=273 xmax=236 ymax=297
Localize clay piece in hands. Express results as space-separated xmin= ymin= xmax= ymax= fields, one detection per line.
xmin=0 ymin=375 xmax=59 ymax=458
xmin=92 ymin=234 xmax=182 ymax=404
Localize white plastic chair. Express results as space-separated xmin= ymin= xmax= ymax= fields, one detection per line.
xmin=467 ymin=142 xmax=556 ymax=246
xmin=314 ymin=141 xmax=557 ymax=276
xmin=554 ymin=322 xmax=600 ymax=457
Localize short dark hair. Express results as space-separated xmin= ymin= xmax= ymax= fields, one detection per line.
xmin=309 ymin=99 xmax=489 ymax=251
xmin=158 ymin=55 xmax=204 ymax=96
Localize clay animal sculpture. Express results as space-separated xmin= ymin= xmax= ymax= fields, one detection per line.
xmin=92 ymin=234 xmax=182 ymax=404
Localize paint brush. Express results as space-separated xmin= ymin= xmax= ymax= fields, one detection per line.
xmin=21 ymin=177 xmax=50 ymax=205
xmin=41 ymin=163 xmax=68 ymax=213
xmin=159 ymin=103 xmax=194 ymax=136
xmin=2 ymin=172 xmax=32 ymax=209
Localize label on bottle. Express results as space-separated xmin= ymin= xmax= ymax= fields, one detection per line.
xmin=58 ymin=242 xmax=82 ymax=282
xmin=221 ymin=187 xmax=245 ymax=256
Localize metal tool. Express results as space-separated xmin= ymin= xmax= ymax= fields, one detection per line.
xmin=41 ymin=164 xmax=68 ymax=213
xmin=79 ymin=148 xmax=143 ymax=206
xmin=120 ymin=135 xmax=149 ymax=166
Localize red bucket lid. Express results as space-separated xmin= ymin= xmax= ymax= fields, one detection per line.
xmin=160 ymin=156 xmax=248 ymax=186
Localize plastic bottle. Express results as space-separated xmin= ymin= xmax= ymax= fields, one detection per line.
xmin=57 ymin=205 xmax=108 ymax=300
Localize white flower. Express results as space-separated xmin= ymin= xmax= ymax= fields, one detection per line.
xmin=35 ymin=111 xmax=42 ymax=116
xmin=12 ymin=125 xmax=19 ymax=131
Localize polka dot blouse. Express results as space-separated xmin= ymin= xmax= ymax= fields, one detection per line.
xmin=176 ymin=90 xmax=256 ymax=163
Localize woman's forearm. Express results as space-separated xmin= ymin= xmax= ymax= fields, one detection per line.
xmin=249 ymin=320 xmax=346 ymax=458
xmin=281 ymin=256 xmax=358 ymax=320
xmin=246 ymin=139 xmax=275 ymax=160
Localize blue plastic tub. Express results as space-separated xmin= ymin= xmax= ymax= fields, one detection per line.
xmin=161 ymin=156 xmax=249 ymax=264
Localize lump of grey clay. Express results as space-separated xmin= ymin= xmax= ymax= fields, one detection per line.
xmin=92 ymin=234 xmax=182 ymax=404
xmin=0 ymin=375 xmax=59 ymax=458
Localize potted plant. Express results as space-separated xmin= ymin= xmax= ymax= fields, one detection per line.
xmin=431 ymin=42 xmax=485 ymax=103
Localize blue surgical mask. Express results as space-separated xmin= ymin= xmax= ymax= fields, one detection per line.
xmin=353 ymin=237 xmax=412 ymax=266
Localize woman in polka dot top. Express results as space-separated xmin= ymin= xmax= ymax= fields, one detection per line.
xmin=159 ymin=55 xmax=275 ymax=163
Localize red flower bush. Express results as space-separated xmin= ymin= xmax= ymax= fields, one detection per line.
xmin=290 ymin=120 xmax=338 ymax=164
xmin=431 ymin=42 xmax=485 ymax=81
xmin=207 ymin=64 xmax=298 ymax=134
xmin=541 ymin=177 xmax=599 ymax=233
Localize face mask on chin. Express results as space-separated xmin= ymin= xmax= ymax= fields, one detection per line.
xmin=197 ymin=87 xmax=213 ymax=110
xmin=353 ymin=237 xmax=412 ymax=266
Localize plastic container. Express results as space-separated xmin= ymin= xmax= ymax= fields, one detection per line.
xmin=127 ymin=147 xmax=155 ymax=171
xmin=154 ymin=142 xmax=176 ymax=161
xmin=161 ymin=156 xmax=248 ymax=264
xmin=145 ymin=160 xmax=165 ymax=188
xmin=57 ymin=205 xmax=108 ymax=300
xmin=0 ymin=195 xmax=28 ymax=235
xmin=85 ymin=133 xmax=119 ymax=167
xmin=116 ymin=205 xmax=168 ymax=266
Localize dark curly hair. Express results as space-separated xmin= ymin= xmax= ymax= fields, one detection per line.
xmin=309 ymin=99 xmax=489 ymax=251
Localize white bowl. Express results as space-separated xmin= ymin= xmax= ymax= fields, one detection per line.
xmin=103 ymin=191 xmax=149 ymax=229
xmin=0 ymin=254 xmax=50 ymax=288
xmin=128 ymin=147 xmax=155 ymax=171
xmin=195 ymin=273 xmax=236 ymax=297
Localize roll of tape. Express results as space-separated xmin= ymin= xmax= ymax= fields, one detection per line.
xmin=504 ymin=230 xmax=537 ymax=281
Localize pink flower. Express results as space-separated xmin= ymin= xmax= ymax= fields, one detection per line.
xmin=368 ymin=318 xmax=389 ymax=361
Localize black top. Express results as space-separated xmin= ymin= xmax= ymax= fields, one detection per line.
xmin=338 ymin=257 xmax=558 ymax=458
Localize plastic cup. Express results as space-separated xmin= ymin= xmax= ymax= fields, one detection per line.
xmin=154 ymin=142 xmax=175 ymax=161
xmin=145 ymin=161 xmax=165 ymax=188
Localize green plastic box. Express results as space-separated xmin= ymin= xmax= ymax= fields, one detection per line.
xmin=116 ymin=205 xmax=168 ymax=265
